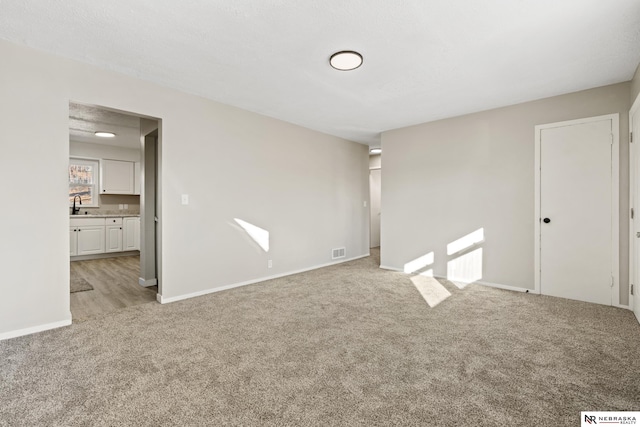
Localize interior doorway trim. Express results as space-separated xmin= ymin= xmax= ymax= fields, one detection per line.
xmin=628 ymin=93 xmax=640 ymax=315
xmin=369 ymin=166 xmax=381 ymax=250
xmin=534 ymin=113 xmax=620 ymax=305
xmin=68 ymin=101 xmax=163 ymax=320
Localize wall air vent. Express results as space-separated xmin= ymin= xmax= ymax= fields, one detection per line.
xmin=332 ymin=247 xmax=346 ymax=260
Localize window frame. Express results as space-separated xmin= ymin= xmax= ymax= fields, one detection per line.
xmin=69 ymin=157 xmax=100 ymax=208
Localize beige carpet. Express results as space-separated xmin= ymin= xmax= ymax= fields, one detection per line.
xmin=70 ymin=277 xmax=93 ymax=293
xmin=1 ymin=249 xmax=639 ymax=426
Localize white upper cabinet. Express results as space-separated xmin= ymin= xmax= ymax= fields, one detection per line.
xmin=101 ymin=159 xmax=134 ymax=194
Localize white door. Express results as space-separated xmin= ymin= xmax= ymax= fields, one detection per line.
xmin=538 ymin=117 xmax=615 ymax=305
xmin=370 ymin=169 xmax=381 ymax=248
xmin=631 ymin=102 xmax=640 ymax=322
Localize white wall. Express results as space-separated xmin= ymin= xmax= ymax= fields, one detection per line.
xmin=70 ymin=140 xmax=141 ymax=162
xmin=369 ymin=154 xmax=381 ymax=169
xmin=0 ymin=40 xmax=369 ymax=338
xmin=381 ymin=83 xmax=631 ymax=305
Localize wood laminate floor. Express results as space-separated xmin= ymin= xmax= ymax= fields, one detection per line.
xmin=70 ymin=255 xmax=157 ymax=322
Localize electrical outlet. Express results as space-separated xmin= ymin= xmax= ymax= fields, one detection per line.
xmin=181 ymin=194 xmax=189 ymax=205
xmin=124 ymin=204 xmax=128 ymax=209
xmin=118 ymin=204 xmax=124 ymax=210
xmin=268 ymin=260 xmax=272 ymax=268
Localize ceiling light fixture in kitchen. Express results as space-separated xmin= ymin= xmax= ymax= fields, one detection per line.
xmin=370 ymin=148 xmax=381 ymax=154
xmin=330 ymin=51 xmax=363 ymax=71
xmin=95 ymin=131 xmax=116 ymax=138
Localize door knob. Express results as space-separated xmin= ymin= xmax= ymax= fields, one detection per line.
xmin=543 ymin=218 xmax=551 ymax=224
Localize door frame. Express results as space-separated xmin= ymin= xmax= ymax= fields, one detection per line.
xmin=68 ymin=101 xmax=163 ymax=318
xmin=534 ymin=113 xmax=620 ymax=305
xmin=369 ymin=166 xmax=381 ymax=249
xmin=629 ymin=94 xmax=640 ymax=316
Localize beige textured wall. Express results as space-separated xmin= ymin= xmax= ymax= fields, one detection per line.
xmin=0 ymin=39 xmax=369 ymax=337
xmin=381 ymin=83 xmax=631 ymax=305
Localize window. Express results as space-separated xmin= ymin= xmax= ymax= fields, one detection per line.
xmin=69 ymin=158 xmax=99 ymax=207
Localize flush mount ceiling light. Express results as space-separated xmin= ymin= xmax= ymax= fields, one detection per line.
xmin=94 ymin=131 xmax=116 ymax=138
xmin=370 ymin=148 xmax=382 ymax=154
xmin=330 ymin=51 xmax=363 ymax=71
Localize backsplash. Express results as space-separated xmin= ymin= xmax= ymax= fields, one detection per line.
xmin=73 ymin=194 xmax=140 ymax=216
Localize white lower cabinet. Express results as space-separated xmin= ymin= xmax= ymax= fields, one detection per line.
xmin=105 ymin=218 xmax=123 ymax=253
xmin=71 ymin=216 xmax=139 ymax=257
xmin=70 ymin=218 xmax=106 ymax=256
xmin=70 ymin=227 xmax=78 ymax=256
xmin=78 ymin=226 xmax=106 ymax=255
xmin=123 ymin=217 xmax=141 ymax=251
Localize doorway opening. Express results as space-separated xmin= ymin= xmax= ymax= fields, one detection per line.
xmin=68 ymin=102 xmax=161 ymax=321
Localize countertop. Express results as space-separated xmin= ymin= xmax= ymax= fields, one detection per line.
xmin=70 ymin=214 xmax=140 ymax=218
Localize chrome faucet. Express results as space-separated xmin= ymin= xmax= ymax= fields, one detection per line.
xmin=72 ymin=195 xmax=82 ymax=215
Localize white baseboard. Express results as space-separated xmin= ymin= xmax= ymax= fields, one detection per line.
xmin=613 ymin=303 xmax=630 ymax=310
xmin=379 ymin=265 xmax=533 ymax=293
xmin=157 ymin=253 xmax=370 ymax=304
xmin=428 ymin=274 xmax=531 ymax=293
xmin=139 ymin=277 xmax=157 ymax=287
xmin=379 ymin=265 xmax=403 ymax=272
xmin=471 ymin=279 xmax=533 ymax=293
xmin=0 ymin=316 xmax=72 ymax=341
xmin=71 ymin=251 xmax=139 ymax=262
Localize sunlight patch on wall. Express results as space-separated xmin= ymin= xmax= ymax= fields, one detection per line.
xmin=234 ymin=218 xmax=270 ymax=252
xmin=447 ymin=248 xmax=483 ymax=288
xmin=403 ymin=252 xmax=434 ymax=274
xmin=447 ymin=228 xmax=484 ymax=255
xmin=411 ymin=274 xmax=452 ymax=308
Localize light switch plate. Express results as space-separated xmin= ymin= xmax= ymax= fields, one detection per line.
xmin=181 ymin=194 xmax=189 ymax=205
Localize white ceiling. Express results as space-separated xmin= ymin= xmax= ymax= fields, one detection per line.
xmin=1 ymin=1 xmax=639 ymax=146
